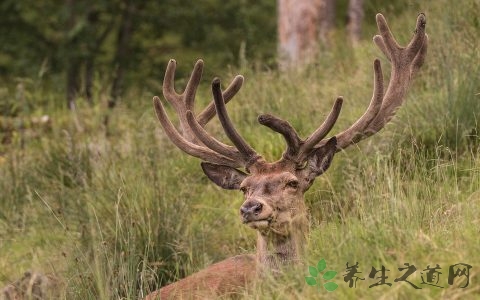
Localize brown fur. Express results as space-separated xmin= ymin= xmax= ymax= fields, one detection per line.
xmin=145 ymin=255 xmax=256 ymax=300
xmin=147 ymin=162 xmax=319 ymax=299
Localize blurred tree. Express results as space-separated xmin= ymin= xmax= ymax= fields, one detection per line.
xmin=0 ymin=0 xmax=277 ymax=111
xmin=63 ymin=0 xmax=118 ymax=109
xmin=64 ymin=0 xmax=83 ymax=110
xmin=81 ymin=4 xmax=116 ymax=105
xmin=0 ymin=1 xmax=57 ymax=75
xmin=278 ymin=0 xmax=335 ymax=69
xmin=0 ymin=0 xmax=118 ymax=109
xmin=347 ymin=0 xmax=364 ymax=45
xmin=277 ymin=0 xmax=365 ymax=68
xmin=109 ymin=0 xmax=143 ymax=111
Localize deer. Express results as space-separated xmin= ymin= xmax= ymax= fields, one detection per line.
xmin=145 ymin=12 xmax=427 ymax=300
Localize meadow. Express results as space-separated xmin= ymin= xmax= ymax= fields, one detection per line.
xmin=0 ymin=1 xmax=479 ymax=299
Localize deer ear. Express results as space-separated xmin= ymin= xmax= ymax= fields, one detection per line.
xmin=201 ymin=162 xmax=248 ymax=190
xmin=304 ymin=137 xmax=337 ymax=181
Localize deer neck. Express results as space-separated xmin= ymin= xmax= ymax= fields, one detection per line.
xmin=255 ymin=213 xmax=308 ymax=272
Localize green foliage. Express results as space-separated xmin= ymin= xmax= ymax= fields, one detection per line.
xmin=0 ymin=0 xmax=277 ymax=102
xmin=399 ymin=0 xmax=480 ymax=153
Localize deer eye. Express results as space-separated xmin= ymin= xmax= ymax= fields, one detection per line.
xmin=240 ymin=186 xmax=248 ymax=194
xmin=286 ymin=180 xmax=299 ymax=189
xmin=296 ymin=160 xmax=308 ymax=170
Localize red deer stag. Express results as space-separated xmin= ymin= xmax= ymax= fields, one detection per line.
xmin=146 ymin=13 xmax=427 ymax=300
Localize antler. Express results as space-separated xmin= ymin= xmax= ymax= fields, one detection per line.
xmin=153 ymin=59 xmax=262 ymax=169
xmin=258 ymin=97 xmax=343 ymax=164
xmin=332 ymin=13 xmax=428 ymax=150
xmin=259 ymin=13 xmax=427 ymax=166
xmin=154 ymin=13 xmax=427 ymax=170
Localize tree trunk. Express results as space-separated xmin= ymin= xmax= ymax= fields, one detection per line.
xmin=347 ymin=0 xmax=364 ymax=45
xmin=108 ymin=1 xmax=136 ymax=110
xmin=104 ymin=1 xmax=137 ymax=132
xmin=84 ymin=57 xmax=94 ymax=106
xmin=319 ymin=0 xmax=335 ymax=44
xmin=66 ymin=59 xmax=81 ymax=110
xmin=84 ymin=9 xmax=99 ymax=107
xmin=277 ymin=0 xmax=335 ymax=69
xmin=65 ymin=0 xmax=80 ymax=110
xmin=84 ymin=9 xmax=115 ymax=107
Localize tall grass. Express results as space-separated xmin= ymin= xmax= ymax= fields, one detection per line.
xmin=1 ymin=0 xmax=479 ymax=299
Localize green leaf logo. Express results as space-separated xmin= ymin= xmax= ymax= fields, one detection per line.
xmin=304 ymin=258 xmax=338 ymax=292
xmin=317 ymin=259 xmax=327 ymax=272
xmin=324 ymin=281 xmax=339 ymax=292
xmin=305 ymin=276 xmax=317 ymax=286
xmin=309 ymin=266 xmax=318 ymax=277
xmin=323 ymin=270 xmax=337 ymax=280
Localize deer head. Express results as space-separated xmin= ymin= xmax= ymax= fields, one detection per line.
xmin=153 ymin=13 xmax=427 ymax=268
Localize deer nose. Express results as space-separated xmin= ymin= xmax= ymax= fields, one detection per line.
xmin=240 ymin=200 xmax=263 ymax=221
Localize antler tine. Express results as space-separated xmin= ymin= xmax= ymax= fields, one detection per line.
xmin=334 ymin=59 xmax=384 ymax=149
xmin=411 ymin=34 xmax=428 ymax=75
xmin=197 ymin=75 xmax=244 ymax=127
xmin=212 ymin=78 xmax=262 ymax=167
xmin=257 ymin=114 xmax=302 ymax=157
xmin=153 ymin=96 xmax=242 ymax=168
xmin=407 ymin=13 xmax=427 ymax=61
xmin=186 ymin=110 xmax=245 ymax=162
xmin=184 ymin=60 xmax=204 ymax=111
xmin=161 ymin=59 xmax=203 ymax=142
xmin=298 ymin=97 xmax=344 ymax=159
xmin=257 ymin=97 xmax=342 ymax=165
xmin=375 ymin=14 xmax=402 ymax=56
xmin=162 ymin=59 xmax=180 ymax=105
xmin=373 ymin=35 xmax=391 ymax=62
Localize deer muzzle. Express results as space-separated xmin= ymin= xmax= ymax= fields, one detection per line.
xmin=240 ymin=199 xmax=273 ymax=229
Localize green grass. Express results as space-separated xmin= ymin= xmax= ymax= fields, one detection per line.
xmin=1 ymin=0 xmax=479 ymax=299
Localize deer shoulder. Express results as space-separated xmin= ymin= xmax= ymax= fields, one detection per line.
xmin=145 ymin=254 xmax=256 ymax=299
